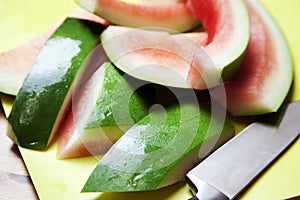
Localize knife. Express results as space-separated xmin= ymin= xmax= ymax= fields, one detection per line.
xmin=186 ymin=100 xmax=300 ymax=200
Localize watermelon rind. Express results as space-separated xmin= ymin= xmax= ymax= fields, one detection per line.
xmin=75 ymin=0 xmax=200 ymax=33
xmin=212 ymin=0 xmax=293 ymax=116
xmin=57 ymin=62 xmax=155 ymax=158
xmin=100 ymin=0 xmax=250 ymax=89
xmin=100 ymin=26 xmax=200 ymax=89
xmin=7 ymin=18 xmax=106 ymax=149
xmin=82 ymin=96 xmax=234 ymax=192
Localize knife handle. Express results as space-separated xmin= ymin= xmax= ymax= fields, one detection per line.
xmin=189 ymin=196 xmax=199 ymax=200
xmin=187 ymin=174 xmax=229 ymax=200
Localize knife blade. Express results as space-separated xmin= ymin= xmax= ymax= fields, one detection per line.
xmin=186 ymin=100 xmax=300 ymax=200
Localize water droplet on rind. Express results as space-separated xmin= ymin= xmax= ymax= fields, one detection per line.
xmin=29 ymin=141 xmax=39 ymax=146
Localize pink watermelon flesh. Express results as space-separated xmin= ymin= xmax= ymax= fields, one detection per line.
xmin=56 ymin=64 xmax=117 ymax=159
xmin=0 ymin=28 xmax=55 ymax=96
xmin=212 ymin=0 xmax=293 ymax=116
xmin=101 ymin=0 xmax=249 ymax=90
xmin=186 ymin=0 xmax=250 ymax=89
xmin=0 ymin=8 xmax=109 ymax=96
xmin=57 ymin=60 xmax=154 ymax=159
xmin=76 ymin=0 xmax=200 ymax=32
xmin=101 ymin=26 xmax=207 ymax=89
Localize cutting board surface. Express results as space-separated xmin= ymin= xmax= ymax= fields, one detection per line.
xmin=0 ymin=0 xmax=299 ymax=199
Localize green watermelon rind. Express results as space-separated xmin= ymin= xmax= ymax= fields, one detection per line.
xmin=7 ymin=18 xmax=105 ymax=149
xmin=56 ymin=62 xmax=155 ymax=158
xmin=85 ymin=62 xmax=154 ymax=129
xmin=99 ymin=0 xmax=250 ymax=90
xmin=212 ymin=0 xmax=293 ymax=116
xmin=82 ymin=99 xmax=234 ymax=192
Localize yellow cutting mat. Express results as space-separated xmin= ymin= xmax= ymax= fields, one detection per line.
xmin=1 ymin=0 xmax=300 ymax=199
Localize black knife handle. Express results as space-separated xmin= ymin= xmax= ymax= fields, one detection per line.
xmin=189 ymin=194 xmax=229 ymax=200
xmin=189 ymin=193 xmax=228 ymax=200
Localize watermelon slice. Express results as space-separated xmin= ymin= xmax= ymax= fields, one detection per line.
xmin=212 ymin=0 xmax=293 ymax=116
xmin=57 ymin=62 xmax=154 ymax=158
xmin=101 ymin=26 xmax=198 ymax=88
xmin=76 ymin=0 xmax=200 ymax=32
xmin=7 ymin=18 xmax=106 ymax=149
xmin=0 ymin=8 xmax=108 ymax=96
xmin=186 ymin=0 xmax=250 ymax=88
xmin=82 ymin=96 xmax=234 ymax=192
xmin=100 ymin=0 xmax=249 ymax=90
xmin=0 ymin=26 xmax=57 ymax=96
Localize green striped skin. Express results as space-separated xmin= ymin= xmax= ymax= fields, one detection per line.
xmin=82 ymin=98 xmax=234 ymax=192
xmin=8 ymin=18 xmax=106 ymax=149
xmin=56 ymin=63 xmax=155 ymax=158
xmin=85 ymin=62 xmax=154 ymax=129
